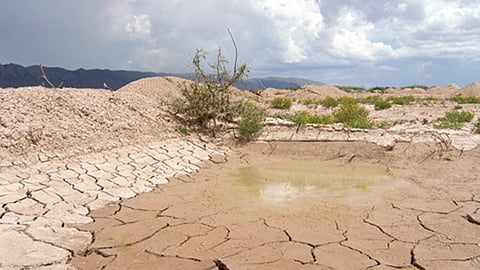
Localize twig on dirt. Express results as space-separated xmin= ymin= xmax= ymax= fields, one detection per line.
xmin=39 ymin=63 xmax=57 ymax=89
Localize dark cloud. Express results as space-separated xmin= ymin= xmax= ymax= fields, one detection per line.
xmin=1 ymin=0 xmax=479 ymax=86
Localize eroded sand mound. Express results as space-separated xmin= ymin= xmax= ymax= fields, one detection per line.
xmin=458 ymin=82 xmax=480 ymax=96
xmin=287 ymin=84 xmax=351 ymax=100
xmin=0 ymin=84 xmax=177 ymax=163
xmin=118 ymin=76 xmax=188 ymax=105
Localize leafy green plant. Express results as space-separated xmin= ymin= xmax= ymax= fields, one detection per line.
xmin=369 ymin=86 xmax=389 ymax=93
xmin=276 ymin=111 xmax=333 ymax=125
xmin=271 ymin=97 xmax=292 ymax=110
xmin=178 ymin=126 xmax=190 ymax=135
xmin=333 ymin=102 xmax=373 ymax=129
xmin=320 ymin=96 xmax=339 ymax=108
xmin=475 ymin=120 xmax=480 ymax=134
xmin=237 ymin=102 xmax=266 ymax=140
xmin=337 ymin=96 xmax=358 ymax=105
xmin=374 ymin=100 xmax=392 ymax=110
xmin=359 ymin=95 xmax=383 ymax=104
xmin=387 ymin=96 xmax=415 ymax=105
xmin=454 ymin=105 xmax=463 ymax=110
xmin=434 ymin=110 xmax=474 ymax=130
xmin=449 ymin=96 xmax=480 ymax=104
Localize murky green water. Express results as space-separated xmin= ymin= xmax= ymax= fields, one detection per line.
xmin=234 ymin=160 xmax=395 ymax=202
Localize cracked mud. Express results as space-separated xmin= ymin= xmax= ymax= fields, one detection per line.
xmin=72 ymin=142 xmax=480 ymax=270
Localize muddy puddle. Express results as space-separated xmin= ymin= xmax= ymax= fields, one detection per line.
xmin=235 ymin=160 xmax=396 ymax=203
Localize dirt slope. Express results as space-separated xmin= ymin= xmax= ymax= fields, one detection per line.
xmin=0 ymin=83 xmax=179 ymax=163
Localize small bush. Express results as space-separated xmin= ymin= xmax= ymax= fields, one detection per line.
xmin=237 ymin=102 xmax=266 ymax=140
xmin=173 ymin=48 xmax=247 ymax=129
xmin=320 ymin=96 xmax=339 ymax=108
xmin=178 ymin=126 xmax=190 ymax=135
xmin=475 ymin=120 xmax=480 ymax=134
xmin=360 ymin=95 xmax=383 ymax=104
xmin=387 ymin=96 xmax=415 ymax=105
xmin=454 ymin=105 xmax=463 ymax=110
xmin=374 ymin=100 xmax=392 ymax=110
xmin=277 ymin=111 xmax=333 ymax=125
xmin=271 ymin=97 xmax=292 ymax=109
xmin=337 ymin=96 xmax=358 ymax=105
xmin=449 ymin=96 xmax=480 ymax=104
xmin=333 ymin=102 xmax=373 ymax=129
xmin=434 ymin=110 xmax=474 ymax=130
xmin=369 ymin=86 xmax=389 ymax=93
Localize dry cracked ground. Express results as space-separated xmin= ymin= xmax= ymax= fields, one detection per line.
xmin=1 ymin=79 xmax=480 ymax=269
xmin=71 ymin=141 xmax=480 ymax=270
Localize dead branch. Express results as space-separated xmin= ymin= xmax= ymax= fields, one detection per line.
xmin=39 ymin=63 xmax=57 ymax=89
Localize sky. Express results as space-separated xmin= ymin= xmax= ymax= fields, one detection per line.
xmin=1 ymin=0 xmax=480 ymax=87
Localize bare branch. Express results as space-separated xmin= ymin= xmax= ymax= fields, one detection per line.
xmin=227 ymin=28 xmax=238 ymax=74
xmin=39 ymin=63 xmax=57 ymax=89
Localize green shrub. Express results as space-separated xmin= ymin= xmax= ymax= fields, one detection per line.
xmin=320 ymin=96 xmax=339 ymax=108
xmin=237 ymin=102 xmax=266 ymax=140
xmin=333 ymin=103 xmax=373 ymax=129
xmin=387 ymin=96 xmax=415 ymax=105
xmin=178 ymin=126 xmax=190 ymax=135
xmin=420 ymin=96 xmax=442 ymax=102
xmin=434 ymin=110 xmax=474 ymax=130
xmin=337 ymin=96 xmax=358 ymax=105
xmin=369 ymin=86 xmax=389 ymax=93
xmin=277 ymin=111 xmax=333 ymax=125
xmin=374 ymin=100 xmax=392 ymax=110
xmin=449 ymin=96 xmax=480 ymax=104
xmin=454 ymin=105 xmax=463 ymax=110
xmin=173 ymin=48 xmax=247 ymax=129
xmin=302 ymin=99 xmax=321 ymax=106
xmin=475 ymin=120 xmax=480 ymax=134
xmin=271 ymin=97 xmax=292 ymax=109
xmin=360 ymin=95 xmax=383 ymax=104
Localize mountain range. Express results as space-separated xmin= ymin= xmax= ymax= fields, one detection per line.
xmin=0 ymin=63 xmax=324 ymax=90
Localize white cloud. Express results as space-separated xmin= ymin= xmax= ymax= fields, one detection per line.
xmin=125 ymin=14 xmax=151 ymax=39
xmin=251 ymin=0 xmax=324 ymax=63
xmin=328 ymin=7 xmax=397 ymax=61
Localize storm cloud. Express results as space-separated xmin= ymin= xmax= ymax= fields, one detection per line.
xmin=1 ymin=0 xmax=479 ymax=86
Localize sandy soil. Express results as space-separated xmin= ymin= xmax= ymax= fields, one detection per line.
xmin=1 ymin=77 xmax=480 ymax=269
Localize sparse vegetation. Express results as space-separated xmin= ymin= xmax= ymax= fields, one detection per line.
xmin=387 ymin=96 xmax=415 ymax=105
xmin=320 ymin=96 xmax=339 ymax=108
xmin=374 ymin=100 xmax=392 ymax=110
xmin=237 ymin=102 xmax=266 ymax=140
xmin=400 ymin=85 xmax=429 ymax=90
xmin=434 ymin=110 xmax=474 ymax=130
xmin=336 ymin=86 xmax=367 ymax=92
xmin=271 ymin=97 xmax=292 ymax=110
xmin=173 ymin=48 xmax=247 ymax=131
xmin=475 ymin=120 xmax=480 ymax=134
xmin=178 ymin=126 xmax=190 ymax=135
xmin=449 ymin=95 xmax=480 ymax=104
xmin=333 ymin=102 xmax=374 ymax=129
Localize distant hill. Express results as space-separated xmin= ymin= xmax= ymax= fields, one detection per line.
xmin=0 ymin=63 xmax=324 ymax=90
